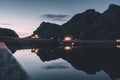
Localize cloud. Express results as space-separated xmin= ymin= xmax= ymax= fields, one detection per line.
xmin=1 ymin=23 xmax=13 ymax=26
xmin=42 ymin=62 xmax=70 ymax=70
xmin=41 ymin=14 xmax=69 ymax=21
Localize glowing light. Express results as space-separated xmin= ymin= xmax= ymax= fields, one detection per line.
xmin=31 ymin=48 xmax=39 ymax=53
xmin=72 ymin=46 xmax=74 ymax=48
xmin=64 ymin=46 xmax=72 ymax=51
xmin=31 ymin=34 xmax=40 ymax=39
xmin=64 ymin=36 xmax=72 ymax=41
xmin=71 ymin=43 xmax=74 ymax=45
xmin=117 ymin=45 xmax=120 ymax=48
xmin=116 ymin=39 xmax=120 ymax=42
xmin=31 ymin=36 xmax=35 ymax=39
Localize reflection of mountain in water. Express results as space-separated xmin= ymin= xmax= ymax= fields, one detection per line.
xmin=36 ymin=46 xmax=120 ymax=80
xmin=30 ymin=4 xmax=120 ymax=80
xmin=31 ymin=4 xmax=120 ymax=80
xmin=1 ymin=4 xmax=120 ymax=80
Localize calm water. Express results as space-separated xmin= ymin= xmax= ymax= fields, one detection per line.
xmin=13 ymin=46 xmax=118 ymax=80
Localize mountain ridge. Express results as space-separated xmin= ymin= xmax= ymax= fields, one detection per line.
xmin=33 ymin=4 xmax=120 ymax=40
xmin=0 ymin=27 xmax=18 ymax=37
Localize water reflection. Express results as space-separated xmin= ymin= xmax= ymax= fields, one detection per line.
xmin=64 ymin=46 xmax=72 ymax=51
xmin=5 ymin=39 xmax=120 ymax=80
xmin=31 ymin=45 xmax=120 ymax=80
xmin=116 ymin=45 xmax=120 ymax=48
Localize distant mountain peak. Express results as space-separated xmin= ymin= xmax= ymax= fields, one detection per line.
xmin=104 ymin=4 xmax=120 ymax=15
xmin=33 ymin=4 xmax=120 ymax=40
xmin=85 ymin=9 xmax=96 ymax=13
xmin=41 ymin=21 xmax=46 ymax=24
xmin=40 ymin=21 xmax=60 ymax=26
xmin=107 ymin=4 xmax=120 ymax=12
xmin=109 ymin=4 xmax=120 ymax=9
xmin=0 ymin=27 xmax=18 ymax=37
xmin=40 ymin=22 xmax=50 ymax=26
xmin=41 ymin=21 xmax=51 ymax=24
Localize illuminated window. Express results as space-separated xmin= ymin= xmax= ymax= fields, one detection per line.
xmin=116 ymin=39 xmax=120 ymax=42
xmin=31 ymin=48 xmax=39 ymax=53
xmin=117 ymin=45 xmax=120 ymax=48
xmin=64 ymin=46 xmax=72 ymax=51
xmin=64 ymin=36 xmax=72 ymax=41
xmin=31 ymin=34 xmax=40 ymax=39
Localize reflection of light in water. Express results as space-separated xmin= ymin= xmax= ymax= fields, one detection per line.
xmin=71 ymin=43 xmax=74 ymax=46
xmin=116 ymin=45 xmax=120 ymax=48
xmin=64 ymin=36 xmax=72 ymax=41
xmin=31 ymin=48 xmax=39 ymax=53
xmin=72 ymin=46 xmax=74 ymax=48
xmin=116 ymin=39 xmax=120 ymax=42
xmin=64 ymin=46 xmax=72 ymax=51
xmin=31 ymin=34 xmax=40 ymax=39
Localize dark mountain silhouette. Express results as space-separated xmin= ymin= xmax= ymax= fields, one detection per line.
xmin=33 ymin=4 xmax=120 ymax=40
xmin=61 ymin=9 xmax=101 ymax=39
xmin=0 ymin=27 xmax=19 ymax=53
xmin=33 ymin=22 xmax=61 ymax=39
xmin=0 ymin=27 xmax=18 ymax=37
xmin=33 ymin=4 xmax=120 ymax=80
xmin=83 ymin=4 xmax=120 ymax=40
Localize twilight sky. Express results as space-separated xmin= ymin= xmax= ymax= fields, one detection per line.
xmin=0 ymin=0 xmax=120 ymax=37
